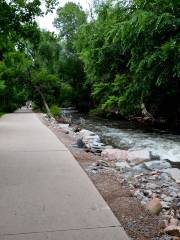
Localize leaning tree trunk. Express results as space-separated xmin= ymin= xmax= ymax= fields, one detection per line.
xmin=141 ymin=103 xmax=154 ymax=120
xmin=35 ymin=86 xmax=52 ymax=118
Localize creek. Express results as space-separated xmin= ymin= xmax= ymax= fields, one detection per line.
xmin=71 ymin=113 xmax=180 ymax=166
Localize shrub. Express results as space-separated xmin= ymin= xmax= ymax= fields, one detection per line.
xmin=59 ymin=83 xmax=76 ymax=106
xmin=50 ymin=105 xmax=61 ymax=119
xmin=0 ymin=112 xmax=4 ymax=117
xmin=32 ymin=102 xmax=41 ymax=112
xmin=89 ymin=106 xmax=105 ymax=117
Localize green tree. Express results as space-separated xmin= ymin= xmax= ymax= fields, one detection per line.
xmin=0 ymin=31 xmax=62 ymax=115
xmin=54 ymin=2 xmax=87 ymax=50
xmin=53 ymin=2 xmax=88 ymax=109
xmin=75 ymin=0 xmax=180 ymax=119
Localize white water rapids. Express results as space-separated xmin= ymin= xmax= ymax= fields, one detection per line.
xmin=61 ymin=109 xmax=180 ymax=165
xmin=73 ymin=115 xmax=180 ymax=165
xmin=95 ymin=125 xmax=180 ymax=164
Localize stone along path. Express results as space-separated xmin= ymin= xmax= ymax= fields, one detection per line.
xmin=0 ymin=112 xmax=129 ymax=240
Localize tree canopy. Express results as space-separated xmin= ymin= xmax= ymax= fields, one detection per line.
xmin=0 ymin=0 xmax=180 ymax=125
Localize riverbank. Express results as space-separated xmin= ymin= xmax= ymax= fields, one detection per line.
xmin=41 ymin=114 xmax=180 ymax=240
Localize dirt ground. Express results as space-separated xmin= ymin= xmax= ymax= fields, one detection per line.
xmin=41 ymin=115 xmax=171 ymax=240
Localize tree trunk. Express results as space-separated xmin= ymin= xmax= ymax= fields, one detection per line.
xmin=35 ymin=86 xmax=52 ymax=117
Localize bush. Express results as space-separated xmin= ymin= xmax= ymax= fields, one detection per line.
xmin=50 ymin=105 xmax=61 ymax=119
xmin=0 ymin=112 xmax=4 ymax=117
xmin=89 ymin=106 xmax=105 ymax=117
xmin=59 ymin=83 xmax=76 ymax=106
xmin=32 ymin=102 xmax=41 ymax=112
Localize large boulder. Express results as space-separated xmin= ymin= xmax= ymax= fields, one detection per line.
xmin=78 ymin=129 xmax=104 ymax=153
xmin=128 ymin=150 xmax=151 ymax=166
xmin=79 ymin=129 xmax=97 ymax=138
xmin=101 ymin=149 xmax=128 ymax=161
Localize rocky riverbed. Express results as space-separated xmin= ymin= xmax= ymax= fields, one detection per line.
xmin=43 ymin=114 xmax=180 ymax=239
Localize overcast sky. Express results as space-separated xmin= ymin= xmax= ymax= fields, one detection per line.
xmin=36 ymin=0 xmax=91 ymax=33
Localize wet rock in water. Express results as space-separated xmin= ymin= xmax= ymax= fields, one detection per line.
xmin=166 ymin=159 xmax=180 ymax=169
xmin=115 ymin=161 xmax=131 ymax=172
xmin=78 ymin=129 xmax=106 ymax=153
xmin=150 ymin=151 xmax=161 ymax=160
xmin=128 ymin=150 xmax=151 ymax=166
xmin=162 ymin=168 xmax=180 ymax=184
xmin=147 ymin=198 xmax=162 ymax=215
xmin=143 ymin=160 xmax=171 ymax=171
xmin=76 ymin=138 xmax=85 ymax=148
xmin=79 ymin=129 xmax=97 ymax=138
xmin=101 ymin=149 xmax=128 ymax=161
xmin=88 ymin=142 xmax=106 ymax=154
xmin=56 ymin=123 xmax=70 ymax=132
xmin=73 ymin=126 xmax=81 ymax=133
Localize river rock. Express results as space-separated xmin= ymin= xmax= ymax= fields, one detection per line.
xmin=161 ymin=201 xmax=171 ymax=210
xmin=73 ymin=126 xmax=81 ymax=133
xmin=169 ymin=217 xmax=179 ymax=226
xmin=161 ymin=172 xmax=172 ymax=181
xmin=149 ymin=151 xmax=160 ymax=160
xmin=143 ymin=160 xmax=171 ymax=171
xmin=79 ymin=129 xmax=97 ymax=138
xmin=147 ymin=198 xmax=162 ymax=215
xmin=57 ymin=123 xmax=70 ymax=131
xmin=134 ymin=189 xmax=145 ymax=200
xmin=115 ymin=161 xmax=131 ymax=172
xmin=167 ymin=159 xmax=180 ymax=169
xmin=88 ymin=142 xmax=106 ymax=153
xmin=76 ymin=138 xmax=85 ymax=148
xmin=96 ymin=160 xmax=109 ymax=168
xmin=78 ymin=129 xmax=105 ymax=153
xmin=161 ymin=195 xmax=174 ymax=203
xmin=128 ymin=150 xmax=151 ymax=166
xmin=162 ymin=168 xmax=180 ymax=184
xmin=101 ymin=149 xmax=128 ymax=161
xmin=146 ymin=182 xmax=157 ymax=190
xmin=164 ymin=225 xmax=180 ymax=237
xmin=143 ymin=189 xmax=153 ymax=198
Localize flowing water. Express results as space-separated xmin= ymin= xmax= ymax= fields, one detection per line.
xmin=72 ymin=114 xmax=180 ymax=164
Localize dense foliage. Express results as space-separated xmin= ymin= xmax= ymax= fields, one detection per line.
xmin=75 ymin=0 xmax=180 ymax=121
xmin=0 ymin=0 xmax=180 ymax=124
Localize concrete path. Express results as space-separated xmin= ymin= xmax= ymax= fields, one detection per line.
xmin=0 ymin=113 xmax=129 ymax=240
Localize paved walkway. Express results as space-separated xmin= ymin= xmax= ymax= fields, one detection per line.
xmin=0 ymin=112 xmax=129 ymax=240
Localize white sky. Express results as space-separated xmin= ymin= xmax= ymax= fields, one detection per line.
xmin=36 ymin=0 xmax=92 ymax=33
